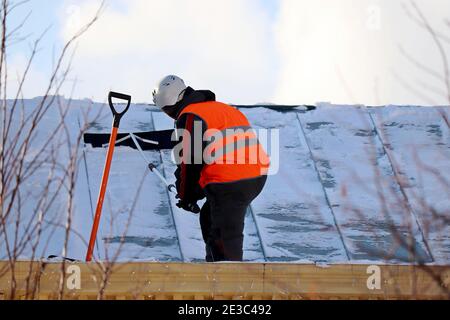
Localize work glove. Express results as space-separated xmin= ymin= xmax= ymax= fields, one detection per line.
xmin=175 ymin=198 xmax=201 ymax=214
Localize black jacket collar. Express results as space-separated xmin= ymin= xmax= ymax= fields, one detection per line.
xmin=162 ymin=87 xmax=216 ymax=120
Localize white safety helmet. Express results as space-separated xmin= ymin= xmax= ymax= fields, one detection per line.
xmin=152 ymin=75 xmax=187 ymax=108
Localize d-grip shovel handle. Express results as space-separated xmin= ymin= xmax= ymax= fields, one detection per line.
xmin=108 ymin=91 xmax=131 ymax=127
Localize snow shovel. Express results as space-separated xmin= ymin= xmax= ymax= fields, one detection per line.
xmin=86 ymin=91 xmax=131 ymax=262
xmin=129 ymin=133 xmax=200 ymax=213
xmin=129 ymin=133 xmax=176 ymax=193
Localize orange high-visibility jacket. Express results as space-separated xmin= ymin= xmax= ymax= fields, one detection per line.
xmin=179 ymin=101 xmax=270 ymax=188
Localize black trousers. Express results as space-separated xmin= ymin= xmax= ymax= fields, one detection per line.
xmin=200 ymin=175 xmax=267 ymax=262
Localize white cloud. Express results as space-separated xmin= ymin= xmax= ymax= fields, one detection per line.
xmin=10 ymin=0 xmax=447 ymax=106
xmin=59 ymin=0 xmax=277 ymax=104
xmin=6 ymin=53 xmax=48 ymax=99
xmin=274 ymin=0 xmax=450 ymax=106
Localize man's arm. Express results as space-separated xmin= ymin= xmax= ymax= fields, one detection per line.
xmin=175 ymin=113 xmax=206 ymax=204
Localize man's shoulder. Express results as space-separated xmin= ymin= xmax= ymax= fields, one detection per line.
xmin=191 ymin=100 xmax=236 ymax=110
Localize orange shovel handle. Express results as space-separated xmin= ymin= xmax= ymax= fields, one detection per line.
xmin=85 ymin=126 xmax=118 ymax=262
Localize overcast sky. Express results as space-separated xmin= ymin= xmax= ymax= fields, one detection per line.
xmin=7 ymin=0 xmax=450 ymax=106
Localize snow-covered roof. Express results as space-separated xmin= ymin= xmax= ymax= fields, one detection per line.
xmin=3 ymin=99 xmax=449 ymax=264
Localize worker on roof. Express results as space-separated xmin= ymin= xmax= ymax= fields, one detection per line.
xmin=153 ymin=75 xmax=269 ymax=262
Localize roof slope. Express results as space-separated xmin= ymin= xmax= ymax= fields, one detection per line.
xmin=1 ymin=99 xmax=449 ymax=264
